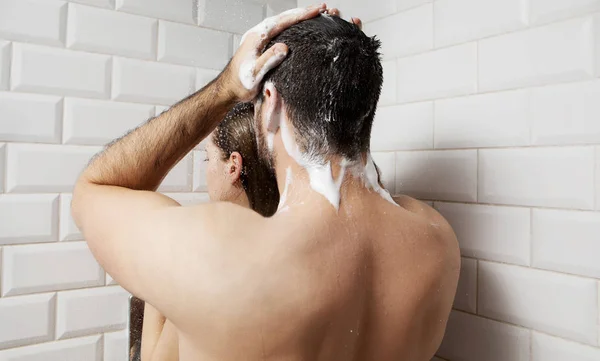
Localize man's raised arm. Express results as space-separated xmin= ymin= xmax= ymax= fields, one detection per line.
xmin=70 ymin=4 xmax=327 ymax=326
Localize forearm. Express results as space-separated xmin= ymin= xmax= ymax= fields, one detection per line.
xmin=78 ymin=78 xmax=235 ymax=191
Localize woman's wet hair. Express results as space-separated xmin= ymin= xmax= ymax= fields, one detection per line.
xmin=213 ymin=102 xmax=280 ymax=217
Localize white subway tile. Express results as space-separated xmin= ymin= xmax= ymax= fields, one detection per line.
xmin=532 ymin=209 xmax=600 ymax=278
xmin=435 ymin=90 xmax=530 ymax=149
xmin=531 ymin=0 xmax=600 ymax=25
xmin=192 ymin=151 xmax=208 ymax=192
xmin=105 ymin=273 xmax=117 ymax=286
xmin=0 ymin=144 xmax=4 ymax=192
xmin=0 ymin=335 xmax=102 ymax=361
xmin=67 ymin=3 xmax=157 ymax=60
xmin=478 ymin=261 xmax=598 ymax=345
xmin=478 ymin=147 xmax=595 ymax=209
xmin=319 ymin=0 xmax=397 ymax=23
xmin=163 ymin=192 xmax=210 ymax=206
xmin=104 ymin=330 xmax=128 ymax=361
xmin=395 ymin=150 xmax=477 ymax=202
xmin=372 ymin=102 xmax=433 ymax=151
xmin=397 ymin=0 xmax=432 ymax=12
xmin=434 ymin=0 xmax=528 ymax=48
xmin=159 ymin=21 xmax=231 ymax=69
xmin=364 ymin=4 xmax=432 ymax=60
xmin=438 ymin=310 xmax=530 ymax=361
xmin=196 ymin=69 xmax=220 ymax=91
xmin=159 ymin=154 xmax=193 ymax=192
xmin=0 ymin=194 xmax=59 ymax=245
xmin=265 ymin=0 xmax=296 ymax=17
xmin=5 ymin=144 xmax=100 ymax=193
xmin=371 ymin=152 xmax=396 ymax=194
xmin=1 ymin=242 xmax=104 ymax=296
xmin=198 ymin=0 xmax=264 ymax=34
xmin=596 ymin=147 xmax=600 ymax=210
xmin=63 ymin=98 xmax=153 ymax=146
xmin=112 ymin=57 xmax=195 ymax=105
xmin=0 ymin=0 xmax=67 ymax=47
xmin=533 ymin=332 xmax=600 ymax=361
xmin=59 ymin=194 xmax=81 ymax=242
xmin=479 ymin=17 xmax=595 ymax=92
xmin=0 ymin=92 xmax=62 ymax=143
xmin=435 ymin=202 xmax=530 ymax=266
xmin=69 ymin=0 xmax=114 ymax=9
xmin=116 ymin=0 xmax=195 ymax=24
xmin=397 ymin=43 xmax=477 ymax=103
xmin=56 ymin=286 xmax=129 ymax=339
xmin=232 ymin=34 xmax=242 ymax=53
xmin=0 ymin=293 xmax=55 ymax=349
xmin=379 ymin=60 xmax=396 ymax=106
xmin=454 ymin=257 xmax=476 ymax=313
xmin=531 ymin=80 xmax=600 ymax=146
xmin=0 ymin=41 xmax=9 ymax=90
xmin=11 ymin=43 xmax=111 ymax=99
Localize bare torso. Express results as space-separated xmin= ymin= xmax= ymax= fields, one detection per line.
xmin=142 ymin=192 xmax=460 ymax=361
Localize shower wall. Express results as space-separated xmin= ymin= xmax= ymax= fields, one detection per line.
xmin=299 ymin=0 xmax=600 ymax=360
xmin=0 ymin=0 xmax=294 ymax=359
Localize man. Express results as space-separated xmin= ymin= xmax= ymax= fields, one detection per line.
xmin=72 ymin=4 xmax=460 ymax=361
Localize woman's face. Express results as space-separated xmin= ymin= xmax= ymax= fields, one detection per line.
xmin=205 ymin=135 xmax=244 ymax=203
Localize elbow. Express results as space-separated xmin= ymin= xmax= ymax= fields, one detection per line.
xmin=71 ymin=177 xmax=92 ymax=232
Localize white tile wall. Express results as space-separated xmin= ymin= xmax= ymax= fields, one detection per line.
xmin=63 ymin=98 xmax=153 ymax=146
xmin=397 ymin=0 xmax=432 ymax=12
xmin=478 ymin=147 xmax=595 ymax=209
xmin=531 ymin=80 xmax=600 ymax=146
xmin=364 ymin=4 xmax=433 ymax=60
xmin=453 ymin=257 xmax=476 ymax=313
xmin=0 ymin=194 xmax=59 ymax=245
xmin=478 ymin=17 xmax=596 ymax=92
xmin=372 ymin=102 xmax=433 ymax=151
xmin=0 ymin=335 xmax=102 ymax=361
xmin=103 ymin=330 xmax=128 ymax=361
xmin=11 ymin=43 xmax=111 ymax=99
xmin=0 ymin=41 xmax=10 ymax=90
xmin=56 ymin=286 xmax=129 ymax=339
xmin=116 ymin=0 xmax=196 ymax=24
xmin=396 ymin=43 xmax=477 ymax=103
xmin=371 ymin=152 xmax=396 ymax=193
xmin=5 ymin=144 xmax=101 ymax=193
xmin=532 ymin=332 xmax=600 ymax=361
xmin=197 ymin=0 xmax=264 ymax=34
xmin=435 ymin=202 xmax=530 ymax=266
xmin=0 ymin=293 xmax=55 ymax=349
xmin=158 ymin=21 xmax=231 ymax=69
xmin=478 ymin=261 xmax=598 ymax=345
xmin=112 ymin=57 xmax=195 ymax=105
xmin=67 ymin=3 xmax=157 ymax=60
xmin=434 ymin=0 xmax=528 ymax=48
xmin=395 ymin=150 xmax=477 ymax=202
xmin=265 ymin=0 xmax=296 ymax=18
xmin=0 ymin=92 xmax=62 ymax=143
xmin=530 ymin=0 xmax=600 ymax=25
xmin=59 ymin=194 xmax=82 ymax=242
xmin=192 ymin=151 xmax=208 ymax=192
xmin=434 ymin=90 xmax=530 ymax=149
xmin=1 ymin=242 xmax=105 ymax=296
xmin=596 ymin=147 xmax=600 ymax=210
xmin=532 ymin=209 xmax=600 ymax=278
xmin=379 ymin=60 xmax=397 ymax=106
xmin=0 ymin=0 xmax=265 ymax=355
xmin=438 ymin=310 xmax=531 ymax=361
xmin=0 ymin=0 xmax=67 ymax=47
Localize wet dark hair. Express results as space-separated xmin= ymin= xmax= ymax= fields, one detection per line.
xmin=261 ymin=14 xmax=383 ymax=161
xmin=213 ymin=102 xmax=280 ymax=217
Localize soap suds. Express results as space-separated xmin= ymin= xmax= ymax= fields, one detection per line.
xmin=277 ymin=166 xmax=293 ymax=212
xmin=363 ymin=153 xmax=397 ymax=206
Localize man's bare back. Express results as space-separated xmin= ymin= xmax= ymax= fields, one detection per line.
xmin=71 ymin=6 xmax=459 ymax=361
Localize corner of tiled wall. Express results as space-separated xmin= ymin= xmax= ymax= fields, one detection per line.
xmin=0 ymin=0 xmax=297 ymax=359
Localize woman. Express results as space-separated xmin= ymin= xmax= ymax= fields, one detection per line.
xmin=129 ymin=102 xmax=280 ymax=361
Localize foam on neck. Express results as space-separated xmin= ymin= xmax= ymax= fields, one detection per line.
xmin=363 ymin=153 xmax=397 ymax=205
xmin=277 ymin=166 xmax=293 ymax=212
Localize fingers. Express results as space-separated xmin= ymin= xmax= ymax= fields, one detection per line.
xmin=262 ymin=4 xmax=326 ymax=46
xmin=325 ymin=7 xmax=363 ymax=30
xmin=328 ymin=8 xmax=340 ymax=16
xmin=253 ymin=43 xmax=289 ymax=85
xmin=351 ymin=17 xmax=363 ymax=30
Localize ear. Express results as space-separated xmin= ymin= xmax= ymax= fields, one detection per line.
xmin=263 ymin=82 xmax=282 ymax=133
xmin=226 ymin=152 xmax=243 ymax=184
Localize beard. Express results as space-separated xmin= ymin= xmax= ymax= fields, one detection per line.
xmin=254 ymin=104 xmax=276 ymax=171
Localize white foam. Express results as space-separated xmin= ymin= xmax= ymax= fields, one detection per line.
xmin=277 ymin=166 xmax=293 ymax=212
xmin=363 ymin=153 xmax=397 ymax=206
